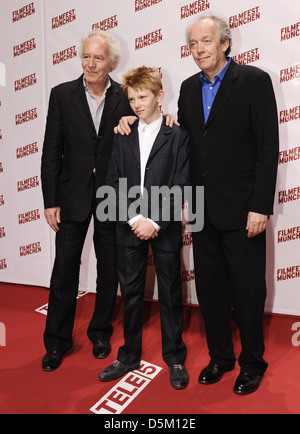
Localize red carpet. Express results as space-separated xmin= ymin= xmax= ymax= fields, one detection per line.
xmin=1 ymin=282 xmax=300 ymax=415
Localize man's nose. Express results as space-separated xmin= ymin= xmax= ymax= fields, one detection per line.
xmin=88 ymin=58 xmax=96 ymax=67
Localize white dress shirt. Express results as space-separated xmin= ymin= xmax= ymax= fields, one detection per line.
xmin=128 ymin=115 xmax=163 ymax=231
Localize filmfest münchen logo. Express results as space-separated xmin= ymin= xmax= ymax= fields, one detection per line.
xmin=52 ymin=9 xmax=76 ymax=29
xmin=12 ymin=2 xmax=36 ymax=23
xmin=281 ymin=22 xmax=300 ymax=41
xmin=13 ymin=38 xmax=36 ymax=57
xmin=232 ymin=48 xmax=259 ymax=66
xmin=229 ymin=6 xmax=260 ymax=28
xmin=135 ymin=29 xmax=162 ymax=50
xmin=53 ymin=46 xmax=77 ymax=65
xmin=181 ymin=0 xmax=210 ymax=19
xmin=92 ymin=15 xmax=118 ymax=31
xmin=135 ymin=0 xmax=162 ymax=13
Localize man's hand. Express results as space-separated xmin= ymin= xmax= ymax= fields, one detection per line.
xmin=114 ymin=116 xmax=138 ymax=136
xmin=114 ymin=114 xmax=180 ymax=136
xmin=132 ymin=217 xmax=158 ymax=240
xmin=164 ymin=113 xmax=180 ymax=128
xmin=246 ymin=211 xmax=268 ymax=238
xmin=44 ymin=207 xmax=61 ymax=232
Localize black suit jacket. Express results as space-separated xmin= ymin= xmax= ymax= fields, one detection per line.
xmin=41 ymin=74 xmax=134 ymax=221
xmin=105 ymin=118 xmax=190 ymax=252
xmin=178 ymin=60 xmax=279 ymax=230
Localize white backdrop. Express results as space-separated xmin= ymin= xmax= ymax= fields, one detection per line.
xmin=0 ymin=0 xmax=299 ymax=315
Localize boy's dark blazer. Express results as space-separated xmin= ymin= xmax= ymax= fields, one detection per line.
xmin=106 ymin=118 xmax=190 ymax=252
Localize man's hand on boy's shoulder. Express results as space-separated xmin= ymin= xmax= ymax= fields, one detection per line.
xmin=114 ymin=116 xmax=138 ymax=136
xmin=114 ymin=114 xmax=180 ymax=136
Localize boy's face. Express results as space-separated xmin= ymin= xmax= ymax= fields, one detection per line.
xmin=127 ymin=87 xmax=163 ymax=124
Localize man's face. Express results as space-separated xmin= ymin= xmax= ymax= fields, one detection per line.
xmin=189 ymin=18 xmax=229 ymax=80
xmin=81 ymin=36 xmax=116 ymax=87
xmin=127 ymin=87 xmax=163 ymax=125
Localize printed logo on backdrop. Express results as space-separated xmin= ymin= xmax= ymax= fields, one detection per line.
xmin=92 ymin=15 xmax=118 ymax=32
xmin=15 ymin=73 xmax=37 ymax=92
xmin=18 ymin=209 xmax=41 ymax=225
xmin=279 ymin=146 xmax=300 ymax=165
xmin=20 ymin=242 xmax=42 ymax=257
xmin=135 ymin=29 xmax=162 ymax=50
xmin=12 ymin=3 xmax=36 ymax=23
xmin=277 ymin=265 xmax=300 ymax=282
xmin=0 ymin=163 xmax=3 ymax=174
xmin=0 ymin=227 xmax=6 ymax=239
xmin=281 ymin=22 xmax=300 ymax=41
xmin=52 ymin=9 xmax=76 ymax=30
xmin=278 ymin=186 xmax=300 ymax=204
xmin=53 ymin=46 xmax=77 ymax=66
xmin=16 ymin=142 xmax=39 ymax=159
xmin=181 ymin=0 xmax=210 ymax=19
xmin=0 ymin=259 xmax=8 ymax=270
xmin=280 ymin=63 xmax=300 ymax=84
xmin=229 ymin=7 xmax=260 ymax=29
xmin=0 ymin=195 xmax=4 ymax=207
xmin=17 ymin=176 xmax=39 ymax=192
xmin=232 ymin=48 xmax=260 ymax=66
xmin=278 ymin=226 xmax=300 ymax=244
xmin=280 ymin=105 xmax=300 ymax=124
xmin=135 ymin=0 xmax=163 ymax=13
xmin=90 ymin=361 xmax=162 ymax=414
xmin=13 ymin=38 xmax=36 ymax=58
xmin=15 ymin=108 xmax=38 ymax=126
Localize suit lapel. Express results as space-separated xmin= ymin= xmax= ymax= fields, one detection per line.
xmin=99 ymin=78 xmax=121 ymax=133
xmin=192 ymin=76 xmax=205 ymax=128
xmin=70 ymin=75 xmax=96 ymax=133
xmin=205 ymin=60 xmax=239 ymax=127
xmin=128 ymin=124 xmax=140 ymax=165
xmin=147 ymin=119 xmax=171 ymax=161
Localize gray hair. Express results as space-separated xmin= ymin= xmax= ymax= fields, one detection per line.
xmin=186 ymin=13 xmax=232 ymax=56
xmin=78 ymin=30 xmax=122 ymax=69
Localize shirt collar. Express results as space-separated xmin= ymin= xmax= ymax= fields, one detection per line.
xmin=83 ymin=75 xmax=111 ymax=95
xmin=138 ymin=114 xmax=163 ymax=134
xmin=200 ymin=57 xmax=231 ymax=85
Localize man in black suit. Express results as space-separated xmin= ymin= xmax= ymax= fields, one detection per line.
xmin=98 ymin=67 xmax=190 ymax=389
xmin=178 ymin=15 xmax=279 ymax=394
xmin=40 ymin=31 xmax=135 ymax=371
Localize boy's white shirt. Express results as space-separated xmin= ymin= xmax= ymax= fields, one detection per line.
xmin=128 ymin=114 xmax=163 ymax=231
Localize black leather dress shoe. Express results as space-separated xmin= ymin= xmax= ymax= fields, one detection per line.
xmin=98 ymin=360 xmax=140 ymax=382
xmin=169 ymin=364 xmax=189 ymax=390
xmin=93 ymin=340 xmax=111 ymax=359
xmin=42 ymin=350 xmax=62 ymax=372
xmin=233 ymin=372 xmax=263 ymax=395
xmin=198 ymin=363 xmax=235 ymax=385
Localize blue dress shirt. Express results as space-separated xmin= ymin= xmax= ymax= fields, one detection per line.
xmin=200 ymin=57 xmax=231 ymax=124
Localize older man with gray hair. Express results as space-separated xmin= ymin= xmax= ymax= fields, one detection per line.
xmin=178 ymin=14 xmax=279 ymax=395
xmin=41 ymin=31 xmax=134 ymax=371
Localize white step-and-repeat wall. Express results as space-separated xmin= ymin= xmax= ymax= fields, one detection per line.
xmin=0 ymin=0 xmax=299 ymax=315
